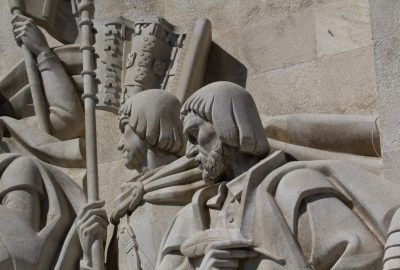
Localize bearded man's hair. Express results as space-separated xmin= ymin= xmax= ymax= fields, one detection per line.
xmin=181 ymin=81 xmax=269 ymax=158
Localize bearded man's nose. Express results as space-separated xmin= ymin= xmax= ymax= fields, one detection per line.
xmin=186 ymin=143 xmax=199 ymax=158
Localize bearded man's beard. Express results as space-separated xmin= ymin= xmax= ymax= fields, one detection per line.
xmin=196 ymin=142 xmax=228 ymax=184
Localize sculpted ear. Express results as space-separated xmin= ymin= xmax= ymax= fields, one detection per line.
xmin=232 ymin=97 xmax=269 ymax=157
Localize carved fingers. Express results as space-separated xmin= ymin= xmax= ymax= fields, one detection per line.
xmin=76 ymin=201 xmax=108 ymax=265
xmin=110 ymin=181 xmax=144 ymax=224
xmin=110 ymin=188 xmax=132 ymax=224
xmin=208 ymin=239 xmax=254 ymax=250
xmin=11 ymin=14 xmax=50 ymax=57
xmin=199 ymin=248 xmax=258 ymax=270
xmin=181 ymin=229 xmax=254 ymax=258
xmin=186 ymin=236 xmax=257 ymax=270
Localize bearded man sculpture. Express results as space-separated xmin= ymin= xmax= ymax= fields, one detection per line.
xmin=156 ymin=81 xmax=400 ymax=270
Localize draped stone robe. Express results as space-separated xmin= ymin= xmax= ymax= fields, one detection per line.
xmin=157 ymin=151 xmax=400 ymax=270
xmin=0 ymin=153 xmax=86 ymax=270
xmin=108 ymin=157 xmax=206 ymax=270
xmin=0 ymin=116 xmax=84 ymax=168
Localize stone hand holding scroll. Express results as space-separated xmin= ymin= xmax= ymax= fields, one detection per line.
xmin=181 ymin=229 xmax=258 ymax=270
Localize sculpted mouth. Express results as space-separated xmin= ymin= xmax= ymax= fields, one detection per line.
xmin=194 ymin=157 xmax=203 ymax=170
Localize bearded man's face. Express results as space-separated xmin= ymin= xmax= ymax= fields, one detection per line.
xmin=183 ymin=112 xmax=229 ymax=184
xmin=194 ymin=141 xmax=227 ymax=184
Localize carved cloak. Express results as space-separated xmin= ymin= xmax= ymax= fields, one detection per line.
xmin=0 ymin=153 xmax=86 ymax=270
xmin=157 ymin=151 xmax=400 ymax=270
xmin=108 ymin=157 xmax=205 ymax=270
xmin=0 ymin=117 xmax=85 ymax=168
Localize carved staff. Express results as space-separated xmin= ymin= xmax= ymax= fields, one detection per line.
xmin=76 ymin=0 xmax=104 ymax=269
xmin=8 ymin=0 xmax=50 ymax=133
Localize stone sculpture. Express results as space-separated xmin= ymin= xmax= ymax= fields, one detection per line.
xmin=77 ymin=89 xmax=205 ymax=270
xmin=0 ymin=154 xmax=86 ymax=270
xmin=155 ymin=81 xmax=400 ymax=270
xmin=3 ymin=1 xmax=400 ymax=269
xmin=0 ymin=14 xmax=85 ymax=167
xmin=0 ymin=12 xmax=87 ymax=270
xmin=1 ymin=16 xmax=211 ymax=115
xmin=0 ymin=2 xmax=212 ymax=269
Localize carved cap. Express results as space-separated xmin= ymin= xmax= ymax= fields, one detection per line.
xmin=181 ymin=81 xmax=269 ymax=158
xmin=119 ymin=89 xmax=185 ymax=156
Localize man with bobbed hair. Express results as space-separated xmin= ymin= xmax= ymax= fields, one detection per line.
xmin=77 ymin=89 xmax=205 ymax=270
xmin=180 ymin=81 xmax=270 ymax=184
xmin=181 ymin=81 xmax=269 ymax=157
xmin=157 ymin=81 xmax=400 ymax=270
xmin=117 ymin=89 xmax=186 ymax=171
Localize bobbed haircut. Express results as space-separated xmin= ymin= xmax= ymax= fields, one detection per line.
xmin=119 ymin=89 xmax=185 ymax=156
xmin=181 ymin=81 xmax=269 ymax=158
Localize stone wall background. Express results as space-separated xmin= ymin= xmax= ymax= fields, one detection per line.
xmin=95 ymin=0 xmax=377 ymax=116
xmin=0 ymin=0 xmax=377 ymax=116
xmin=0 ymin=1 xmax=380 ymax=212
xmin=369 ymin=0 xmax=400 ymax=181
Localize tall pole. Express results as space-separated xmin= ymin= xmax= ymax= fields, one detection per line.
xmin=8 ymin=0 xmax=50 ymax=133
xmin=77 ymin=0 xmax=104 ymax=269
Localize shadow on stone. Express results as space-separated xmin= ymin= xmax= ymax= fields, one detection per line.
xmin=204 ymin=42 xmax=247 ymax=88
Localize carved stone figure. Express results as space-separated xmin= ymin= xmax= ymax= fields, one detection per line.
xmin=4 ymin=1 xmax=400 ymax=269
xmin=156 ymin=81 xmax=400 ymax=270
xmin=0 ymin=153 xmax=87 ymax=270
xmin=116 ymin=89 xmax=186 ymax=172
xmin=77 ymin=89 xmax=205 ymax=270
xmin=0 ymin=3 xmax=212 ymax=269
xmin=0 ymin=11 xmax=92 ymax=270
xmin=1 ymin=16 xmax=211 ymax=115
xmin=0 ymin=14 xmax=85 ymax=168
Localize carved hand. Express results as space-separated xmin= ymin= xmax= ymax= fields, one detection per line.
xmin=180 ymin=229 xmax=257 ymax=270
xmin=76 ymin=201 xmax=108 ymax=269
xmin=110 ymin=181 xmax=145 ymax=224
xmin=199 ymin=241 xmax=258 ymax=270
xmin=12 ymin=14 xmax=51 ymax=58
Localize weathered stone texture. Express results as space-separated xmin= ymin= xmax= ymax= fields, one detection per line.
xmin=123 ymin=0 xmax=165 ymax=19
xmin=369 ymin=0 xmax=400 ymax=181
xmin=0 ymin=1 xmax=21 ymax=79
xmin=239 ymin=8 xmax=317 ymax=73
xmin=159 ymin=0 xmax=376 ymax=116
xmin=315 ymin=0 xmax=372 ymax=57
xmin=239 ymin=0 xmax=313 ymax=25
xmin=96 ymin=110 xmax=121 ymax=164
xmin=0 ymin=1 xmax=378 ymax=181
xmin=0 ymin=0 xmax=377 ymax=117
xmin=246 ymin=45 xmax=376 ymax=116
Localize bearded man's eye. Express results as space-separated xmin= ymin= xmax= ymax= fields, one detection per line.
xmin=188 ymin=133 xmax=198 ymax=145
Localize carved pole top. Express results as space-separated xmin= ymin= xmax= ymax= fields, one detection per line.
xmin=76 ymin=0 xmax=95 ymax=18
xmin=8 ymin=0 xmax=24 ymax=14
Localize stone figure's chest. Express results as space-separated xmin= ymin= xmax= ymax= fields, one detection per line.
xmin=209 ymin=191 xmax=241 ymax=230
xmin=117 ymin=203 xmax=182 ymax=270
